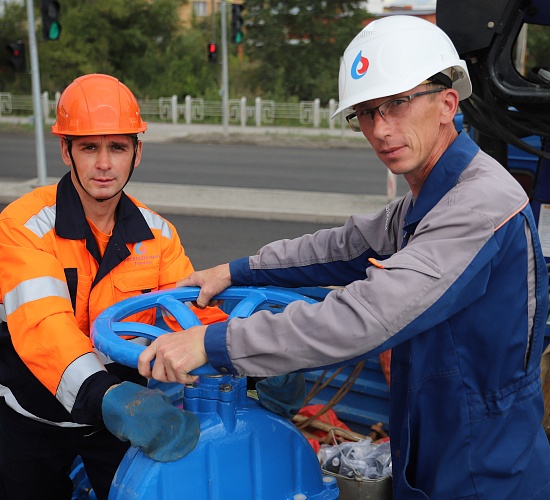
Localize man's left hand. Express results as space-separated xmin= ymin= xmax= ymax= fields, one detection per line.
xmin=138 ymin=326 xmax=208 ymax=384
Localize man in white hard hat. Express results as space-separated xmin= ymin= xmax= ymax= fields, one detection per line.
xmin=138 ymin=16 xmax=550 ymax=498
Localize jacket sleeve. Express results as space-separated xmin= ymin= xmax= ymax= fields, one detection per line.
xmin=230 ymin=201 xmax=407 ymax=287
xmin=206 ymin=199 xmax=524 ymax=377
xmin=0 ymin=213 xmax=111 ymax=422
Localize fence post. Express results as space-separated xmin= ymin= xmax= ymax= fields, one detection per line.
xmin=42 ymin=91 xmax=50 ymax=121
xmin=255 ymin=97 xmax=262 ymax=127
xmin=313 ymin=98 xmax=320 ymax=128
xmin=185 ymin=95 xmax=192 ymax=125
xmin=240 ymin=96 xmax=247 ymax=127
xmin=171 ymin=95 xmax=178 ymax=124
xmin=328 ymin=99 xmax=336 ymax=130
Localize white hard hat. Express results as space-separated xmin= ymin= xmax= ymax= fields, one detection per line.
xmin=333 ymin=15 xmax=472 ymax=118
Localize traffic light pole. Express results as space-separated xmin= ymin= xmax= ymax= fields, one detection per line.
xmin=25 ymin=0 xmax=48 ymax=186
xmin=221 ymin=0 xmax=229 ymax=137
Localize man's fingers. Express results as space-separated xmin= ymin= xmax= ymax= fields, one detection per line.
xmin=176 ymin=275 xmax=197 ymax=288
xmin=138 ymin=343 xmax=157 ymax=378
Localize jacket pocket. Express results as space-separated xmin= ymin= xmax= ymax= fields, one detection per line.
xmin=113 ymin=268 xmax=159 ymax=326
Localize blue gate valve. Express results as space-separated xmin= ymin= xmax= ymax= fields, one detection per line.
xmin=90 ymin=286 xmax=340 ymax=500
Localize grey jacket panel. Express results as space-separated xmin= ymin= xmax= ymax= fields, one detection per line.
xmin=226 ymin=148 xmax=529 ymax=377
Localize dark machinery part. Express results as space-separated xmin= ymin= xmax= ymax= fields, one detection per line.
xmin=437 ymin=0 xmax=550 ymax=165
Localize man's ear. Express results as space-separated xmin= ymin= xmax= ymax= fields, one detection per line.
xmin=440 ymin=89 xmax=460 ymax=126
xmin=133 ymin=140 xmax=143 ymax=169
xmin=60 ymin=138 xmax=72 ymax=167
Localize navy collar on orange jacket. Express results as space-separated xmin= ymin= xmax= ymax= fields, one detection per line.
xmin=55 ymin=172 xmax=154 ymax=287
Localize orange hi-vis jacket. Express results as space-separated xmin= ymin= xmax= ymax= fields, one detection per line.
xmin=0 ymin=173 xmax=226 ymax=427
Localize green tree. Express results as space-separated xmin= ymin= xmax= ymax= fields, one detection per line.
xmin=526 ymin=24 xmax=550 ymax=78
xmin=241 ymin=1 xmax=370 ymax=103
xmin=0 ymin=0 xmax=223 ymax=100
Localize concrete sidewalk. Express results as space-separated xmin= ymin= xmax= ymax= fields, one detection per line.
xmin=0 ymin=177 xmax=389 ymax=224
xmin=0 ymin=119 xmax=389 ymax=223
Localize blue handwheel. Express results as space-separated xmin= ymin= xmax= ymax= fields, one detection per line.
xmin=91 ymin=286 xmax=317 ymax=377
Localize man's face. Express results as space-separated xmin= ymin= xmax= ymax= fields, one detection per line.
xmin=354 ymin=85 xmax=451 ymax=181
xmin=61 ymin=134 xmax=142 ymax=202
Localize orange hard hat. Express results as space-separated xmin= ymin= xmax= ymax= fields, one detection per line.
xmin=52 ymin=74 xmax=147 ymax=137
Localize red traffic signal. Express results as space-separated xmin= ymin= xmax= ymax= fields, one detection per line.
xmin=6 ymin=41 xmax=26 ymax=73
xmin=208 ymin=43 xmax=217 ymax=63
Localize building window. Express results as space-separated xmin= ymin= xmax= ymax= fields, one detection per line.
xmin=194 ymin=2 xmax=207 ymax=17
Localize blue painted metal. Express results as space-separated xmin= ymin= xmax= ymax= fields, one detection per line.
xmin=304 ymin=361 xmax=390 ymax=435
xmin=110 ymin=374 xmax=339 ymax=500
xmin=255 ymin=287 xmax=390 ymax=434
xmin=90 ymin=286 xmax=339 ymax=500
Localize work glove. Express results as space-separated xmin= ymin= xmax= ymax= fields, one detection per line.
xmin=256 ymin=373 xmax=306 ymax=419
xmin=102 ymin=381 xmax=200 ymax=462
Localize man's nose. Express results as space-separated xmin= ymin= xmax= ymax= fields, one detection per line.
xmin=370 ymin=111 xmax=391 ymax=138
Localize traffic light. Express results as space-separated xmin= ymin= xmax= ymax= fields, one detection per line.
xmin=6 ymin=41 xmax=25 ymax=73
xmin=231 ymin=4 xmax=244 ymax=44
xmin=41 ymin=0 xmax=61 ymax=41
xmin=208 ymin=43 xmax=217 ymax=63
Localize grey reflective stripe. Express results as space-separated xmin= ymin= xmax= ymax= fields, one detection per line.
xmin=0 ymin=304 xmax=6 ymax=322
xmin=3 ymin=276 xmax=71 ymax=316
xmin=24 ymin=204 xmax=56 ymax=238
xmin=525 ymin=220 xmax=536 ymax=366
xmin=138 ymin=207 xmax=172 ymax=239
xmin=56 ymin=352 xmax=106 ymax=413
xmin=0 ymin=384 xmax=90 ymax=428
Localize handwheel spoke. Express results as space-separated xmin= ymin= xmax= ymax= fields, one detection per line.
xmin=113 ymin=322 xmax=166 ymax=341
xmin=156 ymin=295 xmax=202 ymax=328
xmin=228 ymin=291 xmax=268 ymax=319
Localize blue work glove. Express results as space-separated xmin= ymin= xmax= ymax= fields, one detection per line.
xmin=102 ymin=381 xmax=200 ymax=462
xmin=256 ymin=374 xmax=306 ymax=419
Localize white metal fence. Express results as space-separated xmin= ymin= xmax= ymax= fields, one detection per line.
xmin=0 ymin=92 xmax=345 ymax=129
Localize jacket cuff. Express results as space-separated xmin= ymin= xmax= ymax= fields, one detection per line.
xmin=229 ymin=257 xmax=253 ymax=285
xmin=204 ymin=321 xmax=238 ymax=375
xmin=72 ymin=370 xmax=121 ymax=426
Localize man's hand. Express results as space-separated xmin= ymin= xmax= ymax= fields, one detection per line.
xmin=138 ymin=326 xmax=208 ymax=384
xmin=177 ymin=263 xmax=232 ymax=309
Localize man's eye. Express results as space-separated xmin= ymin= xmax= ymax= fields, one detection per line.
xmin=358 ymin=109 xmax=374 ymax=118
xmin=391 ymin=98 xmax=408 ymax=107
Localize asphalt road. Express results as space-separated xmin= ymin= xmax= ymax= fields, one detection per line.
xmin=0 ymin=130 xmax=409 ymax=196
xmin=0 ymin=127 xmax=405 ymax=269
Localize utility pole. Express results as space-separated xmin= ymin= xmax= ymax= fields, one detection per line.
xmin=220 ymin=0 xmax=229 ymax=136
xmin=26 ymin=0 xmax=48 ymax=186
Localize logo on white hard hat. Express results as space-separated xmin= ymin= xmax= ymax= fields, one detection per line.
xmin=351 ymin=51 xmax=369 ymax=80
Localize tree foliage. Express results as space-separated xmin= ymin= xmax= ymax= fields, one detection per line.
xmin=1 ymin=2 xmax=548 ymax=104
xmin=0 ymin=0 xmax=369 ymax=102
xmin=241 ymin=1 xmax=370 ymax=103
xmin=0 ymin=0 xmax=223 ymax=99
xmin=526 ymin=24 xmax=550 ymax=76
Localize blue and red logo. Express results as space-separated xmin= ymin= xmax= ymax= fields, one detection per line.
xmin=351 ymin=51 xmax=369 ymax=80
xmin=135 ymin=241 xmax=147 ymax=255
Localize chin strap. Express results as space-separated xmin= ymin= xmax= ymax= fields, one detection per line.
xmin=66 ymin=136 xmax=138 ymax=203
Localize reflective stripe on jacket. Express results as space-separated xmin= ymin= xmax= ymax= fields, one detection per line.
xmin=0 ymin=172 xmax=226 ymax=426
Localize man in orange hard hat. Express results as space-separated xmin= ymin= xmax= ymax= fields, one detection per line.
xmin=0 ymin=74 xmax=227 ymax=500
